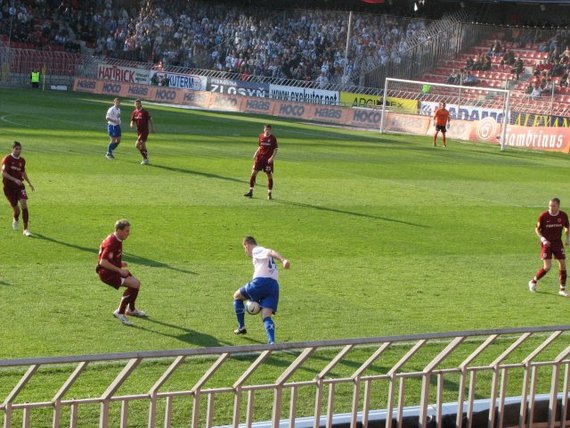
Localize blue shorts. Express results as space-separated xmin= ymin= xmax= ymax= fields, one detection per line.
xmin=108 ymin=124 xmax=121 ymax=138
xmin=239 ymin=277 xmax=279 ymax=313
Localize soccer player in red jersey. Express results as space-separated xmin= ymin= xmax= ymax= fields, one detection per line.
xmin=130 ymin=99 xmax=155 ymax=165
xmin=433 ymin=102 xmax=450 ymax=147
xmin=2 ymin=141 xmax=35 ymax=236
xmin=244 ymin=124 xmax=278 ymax=200
xmin=96 ymin=220 xmax=146 ymax=325
xmin=529 ymin=198 xmax=570 ymax=297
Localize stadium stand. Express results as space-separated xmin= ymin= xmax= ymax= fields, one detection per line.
xmin=1 ymin=0 xmax=568 ymax=117
xmin=419 ymin=25 xmax=570 ymax=117
xmin=0 ymin=0 xmax=427 ymax=85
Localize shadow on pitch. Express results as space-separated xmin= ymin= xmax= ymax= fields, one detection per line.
xmin=123 ymin=254 xmax=198 ymax=275
xmin=148 ymin=163 xmax=246 ymax=184
xmin=0 ymin=280 xmax=12 ymax=286
xmin=273 ymin=199 xmax=429 ymax=228
xmin=33 ymin=233 xmax=99 ymax=254
xmin=33 ymin=233 xmax=197 ymax=275
xmin=131 ymin=317 xmax=233 ymax=347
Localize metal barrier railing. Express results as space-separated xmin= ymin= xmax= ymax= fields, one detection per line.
xmin=1 ymin=326 xmax=570 ymax=428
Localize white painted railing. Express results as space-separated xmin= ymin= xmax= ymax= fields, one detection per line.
xmin=1 ymin=326 xmax=569 ymax=428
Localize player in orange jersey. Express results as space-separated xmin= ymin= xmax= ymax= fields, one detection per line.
xmin=433 ymin=102 xmax=450 ymax=147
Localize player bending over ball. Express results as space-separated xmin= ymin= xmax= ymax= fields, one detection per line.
xmin=529 ymin=198 xmax=570 ymax=297
xmin=233 ymin=236 xmax=290 ymax=344
xmin=2 ymin=141 xmax=34 ymax=236
xmin=244 ymin=124 xmax=278 ymax=200
xmin=96 ymin=220 xmax=146 ymax=325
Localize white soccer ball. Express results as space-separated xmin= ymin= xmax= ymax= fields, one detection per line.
xmin=245 ymin=300 xmax=261 ymax=315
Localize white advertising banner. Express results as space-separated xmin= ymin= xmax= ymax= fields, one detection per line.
xmin=97 ymin=64 xmax=149 ymax=84
xmin=269 ymin=84 xmax=339 ymax=105
xmin=150 ymin=71 xmax=207 ymax=91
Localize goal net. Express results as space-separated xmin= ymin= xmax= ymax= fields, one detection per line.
xmin=381 ymin=77 xmax=510 ymax=150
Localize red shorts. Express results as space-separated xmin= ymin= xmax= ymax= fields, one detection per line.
xmin=254 ymin=157 xmax=274 ymax=173
xmin=97 ymin=267 xmax=130 ymax=289
xmin=137 ymin=131 xmax=149 ymax=143
xmin=541 ymin=243 xmax=566 ymax=260
xmin=3 ymin=185 xmax=27 ymax=207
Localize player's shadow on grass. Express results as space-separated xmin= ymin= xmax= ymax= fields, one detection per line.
xmin=0 ymin=280 xmax=12 ymax=286
xmin=123 ymin=254 xmax=198 ymax=275
xmin=33 ymin=233 xmax=99 ymax=254
xmin=274 ymin=199 xmax=429 ymax=228
xmin=132 ymin=317 xmax=232 ymax=347
xmin=148 ymin=163 xmax=246 ymax=184
xmin=33 ymin=233 xmax=197 ymax=275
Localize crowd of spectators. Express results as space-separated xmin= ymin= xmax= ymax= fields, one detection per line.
xmin=0 ymin=0 xmax=427 ymax=84
xmin=0 ymin=0 xmax=88 ymax=52
xmin=90 ymin=0 xmax=427 ymax=84
xmin=522 ymin=28 xmax=570 ymax=98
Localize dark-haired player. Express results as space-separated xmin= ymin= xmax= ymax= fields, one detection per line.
xmin=105 ymin=97 xmax=122 ymax=160
xmin=2 ymin=141 xmax=34 ymax=236
xmin=433 ymin=102 xmax=450 ymax=148
xmin=244 ymin=124 xmax=278 ymax=200
xmin=130 ymin=99 xmax=155 ymax=165
xmin=529 ymin=198 xmax=570 ymax=297
xmin=97 ymin=219 xmax=146 ymax=325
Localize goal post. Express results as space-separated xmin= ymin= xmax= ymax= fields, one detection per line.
xmin=381 ymin=77 xmax=510 ymax=150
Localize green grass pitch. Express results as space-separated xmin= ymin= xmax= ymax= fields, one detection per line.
xmin=0 ymin=87 xmax=568 ymax=361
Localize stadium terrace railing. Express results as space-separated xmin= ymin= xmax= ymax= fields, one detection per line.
xmin=1 ymin=326 xmax=570 ymax=428
xmin=363 ymin=11 xmax=469 ymax=88
xmin=79 ymin=56 xmax=384 ymax=97
xmin=0 ymin=47 xmax=82 ymax=87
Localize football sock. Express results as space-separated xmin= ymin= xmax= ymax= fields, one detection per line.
xmin=22 ymin=208 xmax=29 ymax=229
xmin=268 ymin=177 xmax=273 ymax=190
xmin=108 ymin=142 xmax=119 ymax=153
xmin=263 ymin=316 xmax=275 ymax=344
xmin=128 ymin=288 xmax=139 ymax=311
xmin=119 ymin=290 xmax=131 ymax=314
xmin=140 ymin=149 xmax=148 ymax=160
xmin=534 ymin=268 xmax=548 ymax=282
xmin=560 ymin=270 xmax=567 ymax=288
xmin=234 ymin=300 xmax=245 ymax=328
xmin=249 ymin=176 xmax=256 ymax=188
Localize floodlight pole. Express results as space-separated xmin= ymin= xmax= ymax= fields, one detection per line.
xmin=7 ymin=0 xmax=15 ymax=50
xmin=344 ymin=11 xmax=353 ymax=65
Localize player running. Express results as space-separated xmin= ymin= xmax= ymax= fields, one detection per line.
xmin=105 ymin=98 xmax=122 ymax=160
xmin=130 ymin=99 xmax=155 ymax=165
xmin=96 ymin=220 xmax=146 ymax=325
xmin=2 ymin=141 xmax=35 ymax=236
xmin=433 ymin=102 xmax=450 ymax=147
xmin=244 ymin=124 xmax=278 ymax=200
xmin=233 ymin=236 xmax=290 ymax=344
xmin=529 ymin=198 xmax=570 ymax=297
